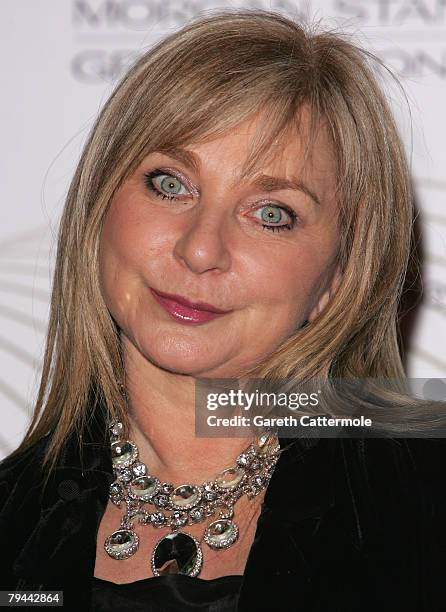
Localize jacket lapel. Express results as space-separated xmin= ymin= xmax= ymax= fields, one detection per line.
xmin=238 ymin=435 xmax=338 ymax=608
xmin=8 ymin=397 xmax=114 ymax=587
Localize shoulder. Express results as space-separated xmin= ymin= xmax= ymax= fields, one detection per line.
xmin=369 ymin=436 xmax=446 ymax=531
xmin=328 ymin=436 xmax=446 ymax=608
xmin=343 ymin=436 xmax=446 ymax=507
xmin=273 ymin=434 xmax=446 ymax=514
xmin=243 ymin=436 xmax=446 ymax=610
xmin=264 ymin=434 xmax=446 ymax=541
xmin=330 ymin=436 xmax=446 ymax=528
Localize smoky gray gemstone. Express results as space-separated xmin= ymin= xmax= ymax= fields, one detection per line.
xmin=152 ymin=532 xmax=201 ymax=577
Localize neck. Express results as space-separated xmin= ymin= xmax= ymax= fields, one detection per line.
xmin=122 ymin=337 xmax=254 ymax=484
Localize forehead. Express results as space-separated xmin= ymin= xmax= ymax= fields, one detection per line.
xmin=182 ymin=108 xmax=337 ymax=199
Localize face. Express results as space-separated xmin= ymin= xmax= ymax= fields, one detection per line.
xmin=98 ymin=109 xmax=341 ymax=378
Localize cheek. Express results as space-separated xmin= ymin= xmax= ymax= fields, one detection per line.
xmin=99 ymin=192 xmax=173 ymax=281
xmin=98 ymin=194 xmax=157 ymax=321
xmin=241 ymin=241 xmax=329 ymax=312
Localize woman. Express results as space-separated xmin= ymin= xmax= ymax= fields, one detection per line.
xmin=1 ymin=8 xmax=445 ymax=611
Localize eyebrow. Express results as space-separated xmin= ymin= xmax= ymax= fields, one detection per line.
xmin=160 ymin=146 xmax=322 ymax=207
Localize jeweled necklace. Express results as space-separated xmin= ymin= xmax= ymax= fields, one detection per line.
xmin=104 ymin=419 xmax=281 ymax=577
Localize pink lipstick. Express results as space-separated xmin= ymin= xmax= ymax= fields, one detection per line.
xmin=150 ymin=288 xmax=233 ymax=324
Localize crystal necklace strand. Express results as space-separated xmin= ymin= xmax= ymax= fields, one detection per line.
xmin=104 ymin=418 xmax=281 ymax=577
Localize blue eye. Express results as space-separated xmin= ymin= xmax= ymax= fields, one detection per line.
xmin=254 ymin=204 xmax=298 ymax=232
xmin=143 ymin=169 xmax=298 ymax=233
xmin=144 ymin=170 xmax=189 ymax=200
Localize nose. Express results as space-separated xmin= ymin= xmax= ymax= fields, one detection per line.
xmin=173 ymin=202 xmax=232 ymax=274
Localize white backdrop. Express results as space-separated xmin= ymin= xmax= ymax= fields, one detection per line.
xmin=1 ymin=0 xmax=445 ymax=459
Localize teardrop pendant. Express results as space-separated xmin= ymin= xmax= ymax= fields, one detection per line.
xmin=151 ymin=531 xmax=203 ymax=577
xmin=203 ymin=519 xmax=239 ymax=550
xmin=104 ymin=528 xmax=139 ymax=559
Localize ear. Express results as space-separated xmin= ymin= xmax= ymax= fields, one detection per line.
xmin=307 ymin=266 xmax=342 ymax=323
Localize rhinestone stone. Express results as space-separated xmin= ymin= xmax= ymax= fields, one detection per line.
xmin=132 ymin=463 xmax=147 ymax=477
xmin=109 ymin=482 xmax=124 ymax=506
xmin=249 ymin=458 xmax=261 ymax=471
xmin=119 ymin=468 xmax=134 ymax=483
xmin=150 ymin=512 xmax=167 ymax=527
xmin=189 ymin=506 xmax=206 ymax=523
xmin=153 ymin=494 xmax=170 ymax=508
xmin=236 ymin=453 xmax=251 ymax=467
xmin=110 ymin=421 xmax=123 ymax=438
xmin=137 ymin=509 xmax=150 ymax=525
xmin=254 ymin=475 xmax=264 ymax=486
xmin=109 ymin=481 xmax=123 ymax=497
xmin=170 ymin=511 xmax=188 ymax=529
xmin=203 ymin=488 xmax=217 ymax=501
xmin=256 ymin=434 xmax=280 ymax=456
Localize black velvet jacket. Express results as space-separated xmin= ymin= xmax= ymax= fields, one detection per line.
xmin=1 ymin=397 xmax=446 ymax=611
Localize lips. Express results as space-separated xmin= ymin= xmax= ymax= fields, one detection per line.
xmin=149 ymin=287 xmax=233 ymax=325
xmin=150 ymin=288 xmax=232 ymax=314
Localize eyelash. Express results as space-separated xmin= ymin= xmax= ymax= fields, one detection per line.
xmin=143 ymin=169 xmax=298 ymax=232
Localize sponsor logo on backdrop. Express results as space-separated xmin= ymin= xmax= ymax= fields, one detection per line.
xmin=70 ymin=0 xmax=446 ymax=83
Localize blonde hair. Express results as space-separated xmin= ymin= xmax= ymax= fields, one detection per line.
xmin=8 ymin=8 xmax=435 ymax=478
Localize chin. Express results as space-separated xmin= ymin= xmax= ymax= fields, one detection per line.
xmin=154 ymin=359 xmax=224 ymax=378
xmin=141 ymin=342 xmax=219 ymax=376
